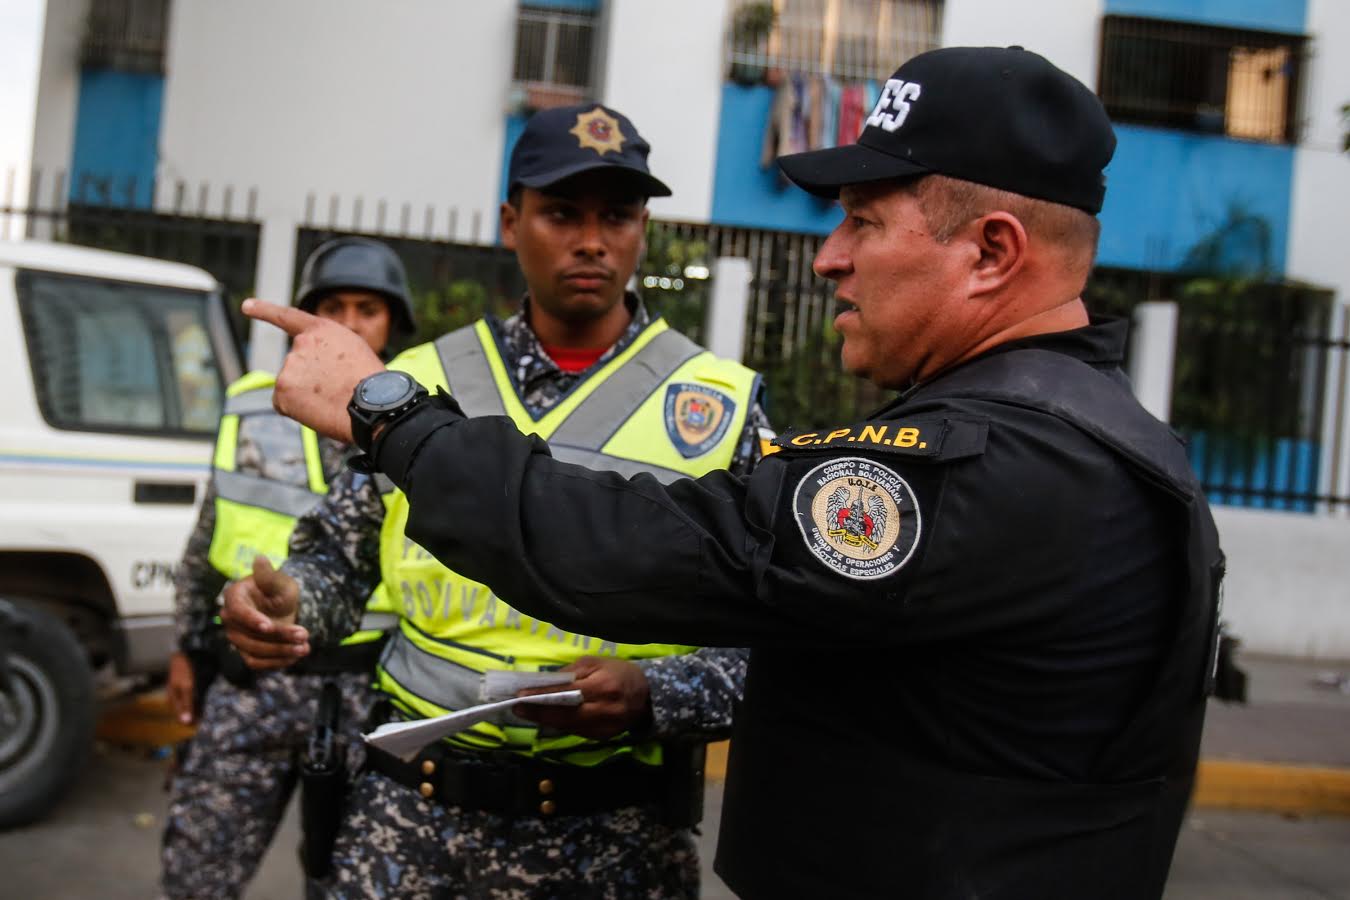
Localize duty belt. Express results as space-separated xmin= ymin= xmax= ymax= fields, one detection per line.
xmin=363 ymin=740 xmax=676 ymax=819
xmin=288 ymin=633 xmax=388 ymax=676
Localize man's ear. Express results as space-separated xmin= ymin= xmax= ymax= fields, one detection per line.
xmin=499 ymin=201 xmax=518 ymax=250
xmin=968 ymin=211 xmax=1027 ymax=297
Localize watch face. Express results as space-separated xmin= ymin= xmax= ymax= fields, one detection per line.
xmin=360 ymin=371 xmax=413 ymax=407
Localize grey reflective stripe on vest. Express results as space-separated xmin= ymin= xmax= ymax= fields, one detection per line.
xmin=434 ymin=327 xmax=507 ymax=417
xmin=435 ymin=323 xmax=699 ymax=484
xmin=549 ymin=446 xmax=688 ymax=485
xmin=223 ymin=389 xmax=276 ymax=416
xmin=215 ymin=469 xmax=322 ymax=518
xmin=373 ymin=473 xmax=396 ymax=495
xmin=380 ymin=630 xmax=491 ymax=713
xmin=547 ymin=327 xmax=701 ymax=450
xmin=359 ymin=611 xmax=400 ymax=632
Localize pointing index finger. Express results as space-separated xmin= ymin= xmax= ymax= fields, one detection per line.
xmin=242 ymin=298 xmax=320 ymax=336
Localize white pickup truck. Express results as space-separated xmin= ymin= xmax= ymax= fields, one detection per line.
xmin=0 ymin=240 xmax=243 ymax=826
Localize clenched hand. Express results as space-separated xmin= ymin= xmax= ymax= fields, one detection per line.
xmin=220 ymin=555 xmax=310 ymax=670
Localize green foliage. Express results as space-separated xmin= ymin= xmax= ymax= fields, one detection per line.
xmin=1169 ymin=277 xmax=1330 ymax=444
xmin=639 ymin=227 xmax=713 ymax=343
xmin=729 ymin=2 xmax=778 ymax=84
xmin=1342 ymin=102 xmax=1350 ymax=153
xmin=732 ymin=2 xmax=777 ymax=44
xmin=409 ymin=280 xmax=489 ymax=347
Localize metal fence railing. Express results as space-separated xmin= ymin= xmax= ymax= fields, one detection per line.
xmin=645 ymin=219 xmax=890 ymax=430
xmin=1087 ymin=268 xmax=1345 ymax=512
xmin=6 ymin=176 xmax=1345 ymax=511
xmin=3 ymin=169 xmax=263 ymax=347
xmin=297 ymin=192 xmax=523 ymax=354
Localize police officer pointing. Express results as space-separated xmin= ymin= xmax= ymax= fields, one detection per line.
xmin=231 ymin=48 xmax=1223 ymax=900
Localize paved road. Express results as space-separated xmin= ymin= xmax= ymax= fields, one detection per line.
xmin=3 ymin=743 xmax=1348 ymax=899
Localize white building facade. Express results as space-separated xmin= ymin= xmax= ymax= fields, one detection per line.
xmin=21 ymin=0 xmax=1350 ymax=657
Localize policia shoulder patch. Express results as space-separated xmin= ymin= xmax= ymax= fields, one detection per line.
xmin=793 ymin=456 xmax=921 ymax=581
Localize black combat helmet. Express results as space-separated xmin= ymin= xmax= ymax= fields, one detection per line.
xmin=295 ymin=237 xmax=416 ymax=337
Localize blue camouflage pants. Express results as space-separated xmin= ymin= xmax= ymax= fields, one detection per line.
xmin=160 ymin=670 xmax=375 ymax=900
xmin=317 ymin=769 xmax=700 ymax=899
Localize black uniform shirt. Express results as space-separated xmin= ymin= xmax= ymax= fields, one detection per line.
xmin=372 ymin=318 xmax=1198 ymax=897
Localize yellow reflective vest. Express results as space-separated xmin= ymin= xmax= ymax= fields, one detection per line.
xmin=208 ymin=371 xmax=396 ymax=646
xmin=378 ymin=317 xmax=760 ymax=764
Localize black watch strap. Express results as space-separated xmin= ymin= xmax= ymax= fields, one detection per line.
xmin=349 ymin=371 xmax=427 ymax=455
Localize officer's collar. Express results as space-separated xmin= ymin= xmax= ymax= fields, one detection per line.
xmin=890 ymin=316 xmax=1128 ymax=407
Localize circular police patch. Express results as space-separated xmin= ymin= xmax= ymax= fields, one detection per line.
xmin=793 ymin=456 xmax=921 ymax=580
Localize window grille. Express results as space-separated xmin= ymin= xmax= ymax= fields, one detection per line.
xmin=726 ymin=0 xmax=943 ymax=83
xmin=81 ymin=0 xmax=171 ymax=74
xmin=511 ymin=5 xmax=598 ymax=111
xmin=1098 ymin=15 xmax=1307 ymax=145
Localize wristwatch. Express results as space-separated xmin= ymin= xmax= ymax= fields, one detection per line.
xmin=348 ymin=370 xmax=428 ymax=454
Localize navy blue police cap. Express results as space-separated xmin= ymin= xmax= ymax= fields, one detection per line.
xmin=508 ymin=104 xmax=672 ymax=198
xmin=777 ymin=46 xmax=1116 ymax=214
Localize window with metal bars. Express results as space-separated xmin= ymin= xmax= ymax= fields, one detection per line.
xmin=81 ymin=0 xmax=170 ymax=74
xmin=726 ymin=0 xmax=943 ymax=84
xmin=1098 ymin=15 xmax=1307 ymax=145
xmin=511 ymin=5 xmax=598 ymax=111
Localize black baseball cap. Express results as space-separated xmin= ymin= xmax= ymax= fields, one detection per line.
xmin=777 ymin=46 xmax=1117 ymax=214
xmin=507 ymin=104 xmax=672 ymax=198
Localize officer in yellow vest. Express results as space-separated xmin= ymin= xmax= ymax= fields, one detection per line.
xmin=161 ymin=238 xmax=415 ymax=900
xmin=224 ymin=105 xmax=772 ymax=898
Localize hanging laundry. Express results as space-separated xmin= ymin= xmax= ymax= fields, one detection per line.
xmin=788 ymin=73 xmax=810 ymax=156
xmin=819 ymin=76 xmax=840 ymax=149
xmin=837 ymin=83 xmax=866 ymax=146
xmin=806 ymin=75 xmax=825 ymax=152
xmin=760 ymin=77 xmax=797 ymax=169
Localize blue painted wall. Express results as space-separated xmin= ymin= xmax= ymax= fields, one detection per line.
xmin=69 ymin=69 xmax=164 ymax=207
xmin=496 ymin=112 xmax=532 ymax=243
xmin=1104 ymin=0 xmax=1306 ymax=34
xmin=500 ymin=113 xmax=530 ymax=203
xmin=1098 ymin=125 xmax=1293 ymax=275
xmin=710 ymin=83 xmax=843 ymax=235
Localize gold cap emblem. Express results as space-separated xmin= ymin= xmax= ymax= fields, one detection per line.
xmin=570 ymin=107 xmax=626 ymax=156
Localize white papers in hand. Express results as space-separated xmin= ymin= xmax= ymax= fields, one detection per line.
xmin=362 ymin=689 xmax=584 ymax=762
xmin=480 ymin=670 xmax=576 ymax=702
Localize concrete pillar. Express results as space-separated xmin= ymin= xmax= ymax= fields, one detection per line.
xmin=704 ymin=257 xmax=752 ymax=363
xmin=1127 ymin=300 xmax=1179 ymax=423
xmin=247 ymin=214 xmax=298 ymax=373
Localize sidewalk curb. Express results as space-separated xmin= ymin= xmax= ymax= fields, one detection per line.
xmin=96 ymin=691 xmax=193 ymax=748
xmin=705 ymin=744 xmax=1350 ymax=817
xmin=1193 ymin=760 xmax=1350 ymax=816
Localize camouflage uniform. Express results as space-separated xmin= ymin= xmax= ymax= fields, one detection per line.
xmin=284 ymin=297 xmax=766 ymax=898
xmin=161 ymin=421 xmax=378 ymax=900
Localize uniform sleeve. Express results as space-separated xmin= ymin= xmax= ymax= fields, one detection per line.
xmin=636 ymin=647 xmax=748 ymax=739
xmin=376 ymin=389 xmax=1173 ymax=655
xmin=282 ymin=468 xmax=387 ymax=645
xmin=374 ymin=395 xmax=869 ymax=648
xmin=174 ymin=477 xmax=227 ymax=652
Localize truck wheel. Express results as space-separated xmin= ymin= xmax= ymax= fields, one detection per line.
xmin=0 ymin=603 xmax=95 ymax=828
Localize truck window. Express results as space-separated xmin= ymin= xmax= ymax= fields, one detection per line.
xmin=17 ymin=270 xmax=225 ymax=437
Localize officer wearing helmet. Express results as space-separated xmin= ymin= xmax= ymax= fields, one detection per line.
xmin=160 ymin=237 xmax=415 ymax=900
